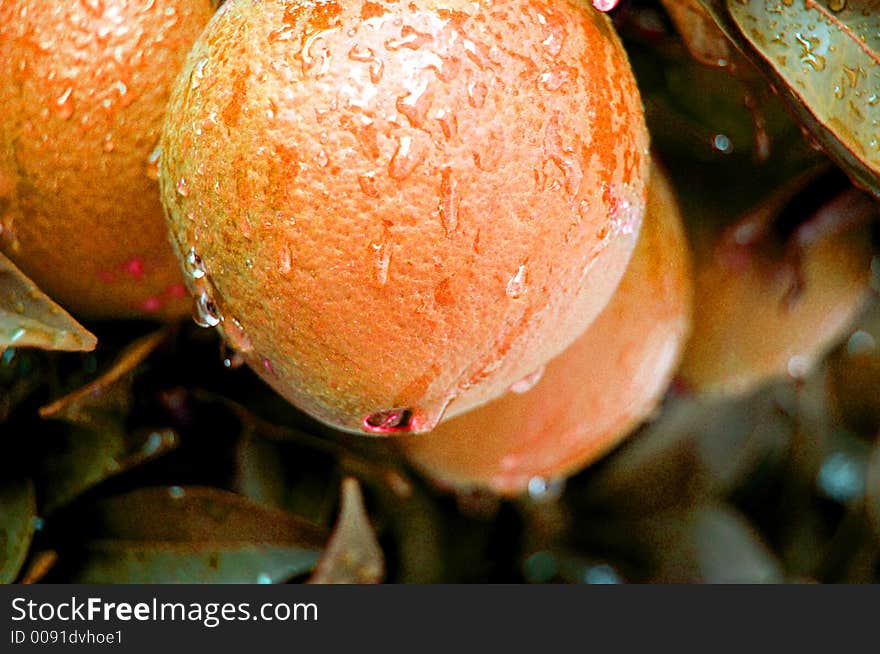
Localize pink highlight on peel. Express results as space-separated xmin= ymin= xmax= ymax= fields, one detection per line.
xmin=262 ymin=358 xmax=276 ymax=375
xmin=592 ymin=0 xmax=619 ymax=11
xmin=122 ymin=257 xmax=146 ymax=279
xmin=140 ymin=296 xmax=164 ymax=313
xmin=97 ymin=270 xmax=116 ymax=283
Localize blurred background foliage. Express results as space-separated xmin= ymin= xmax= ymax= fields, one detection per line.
xmin=1 ymin=0 xmax=879 ymax=584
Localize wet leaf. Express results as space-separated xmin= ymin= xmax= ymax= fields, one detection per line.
xmin=698 ymin=0 xmax=880 ymax=195
xmin=37 ymin=428 xmax=179 ymax=515
xmin=40 ymin=330 xmax=167 ymax=422
xmin=648 ymin=504 xmax=785 ymax=583
xmin=69 ymin=486 xmax=326 ymax=583
xmin=37 ymin=331 xmax=176 ymax=513
xmin=0 ymin=252 xmax=96 ymax=353
xmin=0 ymin=478 xmax=36 ymax=583
xmin=310 ymin=478 xmax=384 ymax=584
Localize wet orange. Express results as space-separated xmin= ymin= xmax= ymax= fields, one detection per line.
xmin=397 ymin=163 xmax=692 ymax=494
xmin=160 ymin=0 xmax=649 ymax=434
xmin=0 ymin=0 xmax=214 ymax=319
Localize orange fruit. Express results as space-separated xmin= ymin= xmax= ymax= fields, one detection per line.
xmin=679 ymin=181 xmax=875 ymax=396
xmin=397 ymin=162 xmax=692 ymax=494
xmin=160 ymin=0 xmax=649 ymax=434
xmin=0 ymin=0 xmax=214 ymax=319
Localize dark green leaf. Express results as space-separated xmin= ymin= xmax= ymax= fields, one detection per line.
xmin=0 ymin=478 xmax=36 ymax=583
xmin=0 ymin=252 xmax=96 ymax=352
xmin=37 ymin=331 xmax=176 ymax=513
xmin=69 ymin=487 xmax=326 ymax=584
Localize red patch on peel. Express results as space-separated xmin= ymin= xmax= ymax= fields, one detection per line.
xmin=262 ymin=358 xmax=276 ymax=375
xmin=97 ymin=270 xmax=116 ymax=283
xmin=122 ymin=257 xmax=145 ymax=279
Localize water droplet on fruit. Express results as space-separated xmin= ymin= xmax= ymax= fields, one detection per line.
xmin=371 ymin=234 xmax=391 ymax=286
xmin=510 ymin=366 xmax=545 ymax=394
xmin=315 ymin=149 xmax=329 ymax=168
xmin=55 ymin=86 xmax=74 ymax=120
xmin=102 ymin=133 xmax=115 ymax=152
xmin=145 ymin=144 xmax=162 ymax=180
xmin=363 ymin=408 xmax=414 ymax=434
xmin=396 ymin=79 xmax=432 ymax=128
xmin=193 ymin=290 xmax=221 ymax=328
xmin=184 ymin=246 xmax=207 ymax=280
xmin=358 ymin=173 xmax=380 ymax=198
xmin=506 ymin=265 xmax=528 ymax=299
xmin=438 ymin=168 xmax=459 ymax=236
xmin=388 ymin=135 xmax=423 ymax=180
xmin=176 ymin=177 xmax=189 ymax=197
xmin=278 ymin=243 xmax=292 ymax=275
xmin=786 ymin=354 xmax=810 ymax=380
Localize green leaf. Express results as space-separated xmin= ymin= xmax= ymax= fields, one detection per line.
xmin=0 ymin=478 xmax=36 ymax=583
xmin=310 ymin=478 xmax=384 ymax=584
xmin=698 ymin=0 xmax=880 ymax=195
xmin=37 ymin=331 xmax=176 ymax=513
xmin=0 ymin=252 xmax=96 ymax=353
xmin=69 ymin=487 xmax=326 ymax=584
xmin=37 ymin=428 xmax=179 ymax=515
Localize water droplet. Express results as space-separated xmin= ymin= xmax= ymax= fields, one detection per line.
xmin=527 ymin=476 xmax=565 ymax=502
xmin=384 ymin=25 xmax=432 ymax=51
xmin=363 ymin=408 xmax=414 ymax=434
xmin=829 ymin=0 xmax=846 ymax=11
xmin=55 ymin=86 xmax=74 ymax=120
xmin=315 ymin=149 xmax=329 ymax=167
xmin=223 ymin=351 xmax=245 ymax=369
xmin=190 ymin=56 xmax=209 ymax=90
xmin=168 ymin=486 xmax=185 ymax=499
xmin=505 ymin=265 xmax=528 ymax=299
xmin=846 ymin=330 xmax=876 ymax=356
xmin=396 ymin=79 xmax=432 ymax=128
xmin=712 ymin=133 xmax=733 ymax=154
xmin=256 ymin=573 xmax=273 ymax=584
xmin=32 ymin=516 xmax=45 ymax=531
xmin=510 ymin=366 xmax=545 ymax=394
xmin=371 ymin=234 xmax=391 ymax=286
xmin=184 ymin=246 xmax=207 ymax=280
xmin=438 ymin=168 xmax=459 ymax=236
xmin=176 ymin=177 xmax=189 ymax=197
xmin=145 ymin=144 xmax=162 ymax=180
xmin=193 ymin=290 xmax=221 ymax=328
xmin=584 ymin=563 xmax=623 ymax=585
xmin=466 ymin=77 xmax=487 ymax=108
xmin=278 ymin=242 xmax=292 ymax=275
xmin=786 ymin=354 xmax=810 ymax=380
xmin=358 ymin=173 xmax=380 ymax=198
xmin=102 ymin=133 xmax=115 ymax=152
xmin=794 ymin=32 xmax=826 ymax=71
xmin=388 ymin=135 xmax=423 ymax=180
xmin=817 ymin=451 xmax=865 ymax=503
